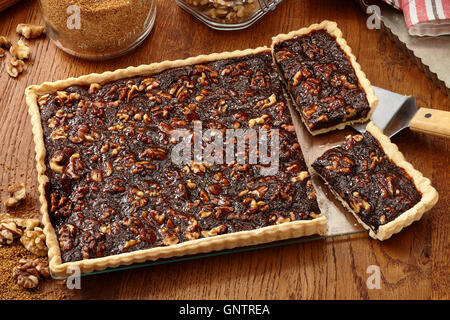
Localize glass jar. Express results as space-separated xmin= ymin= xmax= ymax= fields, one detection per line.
xmin=38 ymin=0 xmax=157 ymax=60
xmin=176 ymin=0 xmax=282 ymax=30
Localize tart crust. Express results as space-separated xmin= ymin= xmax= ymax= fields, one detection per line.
xmin=26 ymin=47 xmax=327 ymax=277
xmin=314 ymin=121 xmax=438 ymax=240
xmin=271 ymin=20 xmax=379 ymax=135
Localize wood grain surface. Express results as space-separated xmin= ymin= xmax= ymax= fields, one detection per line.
xmin=0 ymin=0 xmax=448 ymax=300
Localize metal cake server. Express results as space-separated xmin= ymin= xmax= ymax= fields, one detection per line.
xmin=352 ymin=86 xmax=450 ymax=139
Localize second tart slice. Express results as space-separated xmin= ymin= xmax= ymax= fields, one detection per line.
xmin=312 ymin=122 xmax=438 ymax=240
xmin=271 ymin=20 xmax=378 ymax=135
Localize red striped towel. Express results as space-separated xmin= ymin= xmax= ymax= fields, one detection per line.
xmin=384 ymin=0 xmax=450 ymax=36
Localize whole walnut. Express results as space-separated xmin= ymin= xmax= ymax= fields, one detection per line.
xmin=20 ymin=226 xmax=47 ymax=256
xmin=0 ymin=221 xmax=22 ymax=246
xmin=12 ymin=258 xmax=50 ymax=289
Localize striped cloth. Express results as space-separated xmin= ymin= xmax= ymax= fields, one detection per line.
xmin=384 ymin=0 xmax=450 ymax=36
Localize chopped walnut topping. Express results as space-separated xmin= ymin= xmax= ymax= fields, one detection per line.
xmin=292 ymin=69 xmax=310 ymax=86
xmin=239 ymin=189 xmax=249 ymax=197
xmin=49 ymin=149 xmax=71 ymax=173
xmin=208 ymin=184 xmax=223 ymax=195
xmin=276 ymin=217 xmax=291 ymax=224
xmin=198 ymin=210 xmax=212 ymax=219
xmin=89 ymin=83 xmax=102 ymax=94
xmin=123 ymin=239 xmax=139 ymax=250
xmin=349 ymin=198 xmax=371 ymax=213
xmin=291 ymin=171 xmax=309 ymax=182
xmin=186 ymin=180 xmax=197 ymax=189
xmin=317 ymin=114 xmax=329 ymax=122
xmin=50 ymin=125 xmax=71 ymax=140
xmin=250 ymin=185 xmax=268 ymax=198
xmin=191 ymin=162 xmax=206 ymax=174
xmin=161 ymin=227 xmax=179 ymax=246
xmin=199 ymin=189 xmax=210 ymax=202
xmin=256 ymin=94 xmax=277 ymax=110
xmin=248 ymin=114 xmax=270 ymax=127
xmin=184 ymin=217 xmax=200 ymax=240
xmin=141 ymin=77 xmax=160 ymax=90
xmin=201 ymin=224 xmax=227 ymax=238
xmin=344 ymin=106 xmax=357 ymax=120
xmin=16 ymin=23 xmax=46 ymax=39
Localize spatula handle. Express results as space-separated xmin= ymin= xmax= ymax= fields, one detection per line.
xmin=409 ymin=108 xmax=450 ymax=139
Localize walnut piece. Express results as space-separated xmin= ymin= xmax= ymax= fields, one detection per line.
xmin=20 ymin=226 xmax=47 ymax=256
xmin=6 ymin=57 xmax=25 ymax=78
xmin=201 ymin=224 xmax=227 ymax=237
xmin=291 ymin=171 xmax=309 ymax=182
xmin=10 ymin=40 xmax=30 ymax=60
xmin=0 ymin=216 xmax=41 ymax=247
xmin=0 ymin=221 xmax=22 ymax=245
xmin=0 ymin=36 xmax=11 ymax=49
xmin=12 ymin=258 xmax=50 ymax=289
xmin=16 ymin=23 xmax=46 ymax=39
xmin=18 ymin=218 xmax=41 ymax=230
xmin=3 ymin=183 xmax=26 ymax=207
xmin=0 ymin=215 xmax=40 ymax=228
xmin=0 ymin=47 xmax=5 ymax=58
xmin=185 ymin=0 xmax=259 ymax=23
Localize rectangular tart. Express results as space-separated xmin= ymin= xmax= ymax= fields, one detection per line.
xmin=26 ymin=47 xmax=327 ymax=277
xmin=271 ymin=21 xmax=378 ymax=135
xmin=312 ymin=121 xmax=438 ymax=240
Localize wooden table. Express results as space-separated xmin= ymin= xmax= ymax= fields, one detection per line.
xmin=0 ymin=0 xmax=448 ymax=300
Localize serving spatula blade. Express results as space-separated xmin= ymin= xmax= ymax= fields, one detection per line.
xmin=352 ymin=86 xmax=418 ymax=138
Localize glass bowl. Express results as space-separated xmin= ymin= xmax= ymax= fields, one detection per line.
xmin=39 ymin=0 xmax=157 ymax=60
xmin=176 ymin=0 xmax=283 ymax=30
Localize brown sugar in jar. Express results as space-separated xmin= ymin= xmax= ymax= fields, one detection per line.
xmin=38 ymin=0 xmax=156 ymax=60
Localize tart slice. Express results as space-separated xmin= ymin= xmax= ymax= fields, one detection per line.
xmin=271 ymin=21 xmax=378 ymax=135
xmin=312 ymin=121 xmax=438 ymax=240
xmin=26 ymin=47 xmax=327 ymax=277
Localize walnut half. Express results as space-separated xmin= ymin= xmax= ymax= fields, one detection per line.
xmin=3 ymin=183 xmax=26 ymax=207
xmin=12 ymin=258 xmax=50 ymax=289
xmin=16 ymin=23 xmax=46 ymax=39
xmin=0 ymin=221 xmax=22 ymax=245
xmin=20 ymin=226 xmax=47 ymax=256
xmin=6 ymin=57 xmax=25 ymax=78
xmin=10 ymin=40 xmax=30 ymax=60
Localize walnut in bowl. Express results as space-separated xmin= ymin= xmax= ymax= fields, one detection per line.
xmin=176 ymin=0 xmax=283 ymax=30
